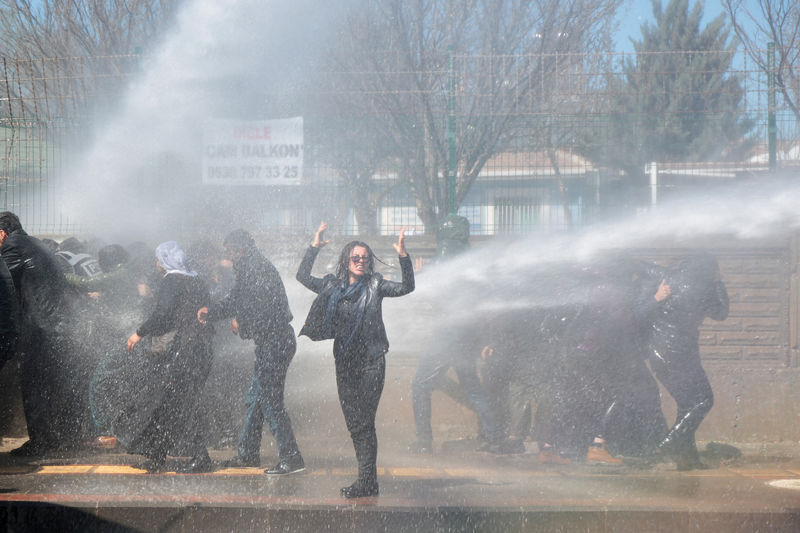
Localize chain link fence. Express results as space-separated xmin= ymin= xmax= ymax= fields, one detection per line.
xmin=0 ymin=48 xmax=797 ymax=236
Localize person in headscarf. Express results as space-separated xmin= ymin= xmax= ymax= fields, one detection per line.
xmin=296 ymin=222 xmax=414 ymax=498
xmin=111 ymin=241 xmax=215 ymax=473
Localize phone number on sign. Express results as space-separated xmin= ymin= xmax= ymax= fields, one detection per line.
xmin=239 ymin=166 xmax=299 ymax=179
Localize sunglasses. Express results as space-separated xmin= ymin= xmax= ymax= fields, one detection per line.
xmin=350 ymin=255 xmax=370 ymax=264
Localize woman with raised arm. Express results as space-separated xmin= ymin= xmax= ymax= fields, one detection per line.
xmin=296 ymin=222 xmax=414 ymax=498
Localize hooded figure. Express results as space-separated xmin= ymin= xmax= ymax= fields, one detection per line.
xmin=638 ymin=252 xmax=729 ymax=470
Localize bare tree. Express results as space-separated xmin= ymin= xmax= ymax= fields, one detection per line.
xmin=0 ymin=0 xmax=180 ymax=119
xmin=314 ymin=0 xmax=620 ymax=236
xmin=723 ymin=0 xmax=800 ymax=122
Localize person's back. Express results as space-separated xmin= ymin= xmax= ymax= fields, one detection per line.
xmin=0 ymin=211 xmax=86 ymax=455
xmin=3 ymin=229 xmax=74 ymax=333
xmin=56 ymin=250 xmax=103 ymax=279
xmin=231 ymin=246 xmax=292 ymax=340
xmin=650 ymin=254 xmax=729 ymax=355
xmin=0 ymin=258 xmax=17 ymax=368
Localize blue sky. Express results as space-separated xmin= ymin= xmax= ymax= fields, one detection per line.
xmin=614 ymin=0 xmax=761 ymax=52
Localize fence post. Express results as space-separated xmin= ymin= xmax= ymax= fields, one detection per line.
xmin=646 ymin=161 xmax=658 ymax=206
xmin=134 ymin=46 xmax=143 ymax=73
xmin=767 ymin=42 xmax=776 ymax=173
xmin=447 ymin=45 xmax=456 ymax=215
xmin=790 ymin=232 xmax=800 ymax=367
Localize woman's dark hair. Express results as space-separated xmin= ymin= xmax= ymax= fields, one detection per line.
xmin=677 ymin=251 xmax=720 ymax=287
xmin=59 ymin=236 xmax=87 ymax=254
xmin=336 ymin=241 xmax=375 ymax=280
xmin=223 ymin=229 xmax=256 ymax=251
xmin=40 ymin=238 xmax=59 ymax=254
xmin=126 ymin=241 xmax=155 ymax=278
xmin=98 ymin=244 xmax=130 ymax=273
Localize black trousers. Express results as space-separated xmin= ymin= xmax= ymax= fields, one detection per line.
xmin=649 ymin=346 xmax=713 ymax=455
xmin=18 ymin=329 xmax=85 ymax=448
xmin=335 ymin=349 xmax=385 ymax=485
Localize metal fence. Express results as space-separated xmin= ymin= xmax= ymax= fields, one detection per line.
xmin=0 ymin=48 xmax=797 ymax=236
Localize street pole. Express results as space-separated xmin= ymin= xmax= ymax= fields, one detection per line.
xmin=767 ymin=42 xmax=776 ymax=173
xmin=447 ymin=45 xmax=456 ymax=215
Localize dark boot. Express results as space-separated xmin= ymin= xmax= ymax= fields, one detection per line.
xmin=408 ymin=439 xmax=432 ymax=454
xmin=135 ymin=452 xmax=168 ymax=474
xmin=177 ymin=450 xmax=215 ymax=474
xmin=341 ymin=479 xmax=379 ymax=498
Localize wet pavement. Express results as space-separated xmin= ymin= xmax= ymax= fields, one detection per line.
xmin=1 ymin=437 xmax=799 ymax=532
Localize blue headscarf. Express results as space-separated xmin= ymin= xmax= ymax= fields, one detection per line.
xmin=155 ymin=241 xmax=197 ymax=277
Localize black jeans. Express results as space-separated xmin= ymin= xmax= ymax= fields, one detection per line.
xmin=238 ymin=326 xmax=300 ymax=461
xmin=335 ymin=350 xmax=385 ymax=485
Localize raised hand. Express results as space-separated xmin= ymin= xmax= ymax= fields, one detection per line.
xmin=312 ymin=221 xmax=330 ymax=248
xmin=655 ymin=279 xmax=671 ymax=302
xmin=393 ymin=227 xmax=408 ymax=257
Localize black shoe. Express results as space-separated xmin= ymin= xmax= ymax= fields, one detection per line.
xmin=676 ymin=458 xmax=709 ymax=471
xmin=675 ymin=451 xmax=709 ymax=471
xmin=408 ymin=440 xmax=432 ymax=454
xmin=499 ymin=439 xmax=526 ymax=454
xmin=177 ymin=452 xmax=215 ymax=474
xmin=134 ymin=456 xmax=168 ymax=474
xmin=8 ymin=440 xmax=45 ymax=457
xmin=9 ymin=440 xmax=49 ymax=458
xmin=222 ymin=455 xmax=260 ymax=468
xmin=477 ymin=442 xmax=499 ymax=453
xmin=265 ymin=454 xmax=305 ymax=475
xmin=477 ymin=439 xmax=526 ymax=455
xmin=340 ymin=480 xmax=379 ymax=498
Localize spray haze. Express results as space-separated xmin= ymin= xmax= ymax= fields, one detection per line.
xmin=62 ymin=0 xmax=345 ymax=242
xmin=403 ymin=173 xmax=800 ymax=337
xmin=56 ymin=0 xmax=797 ymax=328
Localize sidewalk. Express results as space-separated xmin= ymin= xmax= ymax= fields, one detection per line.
xmin=1 ymin=436 xmax=800 ymax=532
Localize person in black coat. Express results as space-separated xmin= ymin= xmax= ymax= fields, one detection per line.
xmin=297 ymin=222 xmax=414 ymax=498
xmin=197 ymin=229 xmax=303 ymax=474
xmin=123 ymin=241 xmax=215 ymax=473
xmin=0 ymin=257 xmax=17 ymax=370
xmin=0 ymin=211 xmax=85 ymax=456
xmin=637 ymin=252 xmax=729 ymax=470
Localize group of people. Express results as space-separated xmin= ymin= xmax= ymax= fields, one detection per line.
xmin=409 ymin=247 xmax=729 ymax=472
xmin=0 ymin=213 xmax=411 ymax=498
xmin=0 ymin=208 xmax=729 ymax=502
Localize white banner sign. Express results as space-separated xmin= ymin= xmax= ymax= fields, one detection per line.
xmin=202 ymin=117 xmax=303 ymax=185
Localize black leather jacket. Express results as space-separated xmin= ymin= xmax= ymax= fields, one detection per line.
xmin=208 ymin=247 xmax=293 ymax=342
xmin=638 ymin=264 xmax=729 ymax=358
xmin=296 ymin=246 xmax=414 ymax=356
xmin=1 ymin=229 xmax=73 ymax=333
xmin=0 ymin=258 xmax=16 ymax=335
